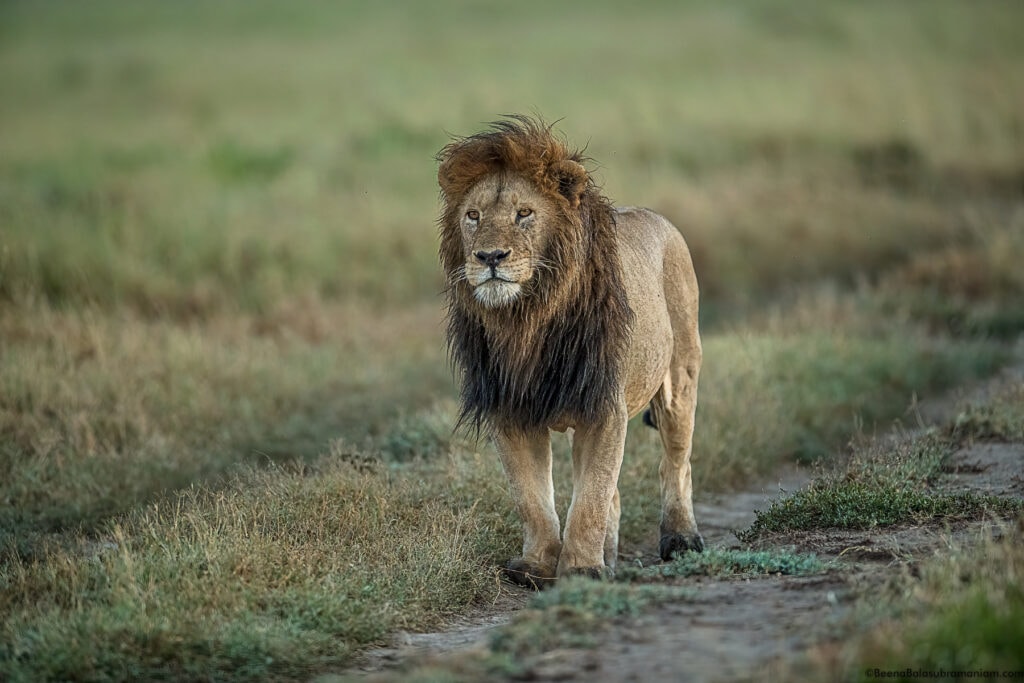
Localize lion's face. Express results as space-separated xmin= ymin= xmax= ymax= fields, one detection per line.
xmin=455 ymin=173 xmax=563 ymax=308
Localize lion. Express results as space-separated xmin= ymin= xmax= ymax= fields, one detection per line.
xmin=436 ymin=116 xmax=703 ymax=587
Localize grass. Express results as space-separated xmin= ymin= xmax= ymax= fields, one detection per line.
xmin=1 ymin=451 xmax=518 ymax=681
xmin=0 ymin=304 xmax=455 ymax=542
xmin=829 ymin=522 xmax=1024 ymax=680
xmin=738 ymin=435 xmax=1023 ymax=541
xmin=620 ymin=548 xmax=826 ymax=580
xmin=742 ymin=484 xmax=1020 ymax=539
xmin=741 ymin=377 xmax=1024 ymax=680
xmin=951 ymin=382 xmax=1024 ymax=443
xmin=370 ymin=579 xmax=692 ymax=682
xmin=3 ymin=1 xmax=1024 ymax=315
xmin=1 ymin=0 xmax=1023 ymax=680
xmin=483 ymin=579 xmax=690 ymax=679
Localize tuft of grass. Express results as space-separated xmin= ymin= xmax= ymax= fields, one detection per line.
xmin=528 ymin=577 xmax=672 ymax=618
xmin=620 ymin=548 xmax=826 ymax=580
xmin=741 ymin=484 xmax=1021 ymax=541
xmin=487 ymin=579 xmax=688 ymax=665
xmin=377 ymin=580 xmax=693 ymax=682
xmin=950 ymin=383 xmax=1024 ymax=443
xmin=738 ymin=435 xmax=1024 ymax=541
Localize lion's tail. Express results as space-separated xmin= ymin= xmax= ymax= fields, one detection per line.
xmin=642 ymin=408 xmax=658 ymax=430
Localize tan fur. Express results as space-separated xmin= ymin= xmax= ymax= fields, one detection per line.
xmin=437 ymin=117 xmax=702 ymax=585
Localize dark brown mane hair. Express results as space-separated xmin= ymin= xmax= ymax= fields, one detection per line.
xmin=436 ymin=115 xmax=634 ymax=434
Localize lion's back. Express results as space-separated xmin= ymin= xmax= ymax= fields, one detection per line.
xmin=613 ymin=206 xmax=698 ymax=302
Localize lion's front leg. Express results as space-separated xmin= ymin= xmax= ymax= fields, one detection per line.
xmin=493 ymin=429 xmax=561 ymax=589
xmin=559 ymin=405 xmax=628 ymax=579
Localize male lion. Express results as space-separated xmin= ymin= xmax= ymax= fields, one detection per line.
xmin=437 ymin=116 xmax=702 ymax=587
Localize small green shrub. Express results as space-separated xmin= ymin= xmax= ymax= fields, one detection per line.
xmin=738 ymin=435 xmax=1023 ymax=540
xmin=488 ymin=579 xmax=689 ymax=663
xmin=623 ymin=548 xmax=826 ymax=579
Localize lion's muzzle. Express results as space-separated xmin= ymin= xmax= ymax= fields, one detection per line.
xmin=475 ymin=248 xmax=512 ymax=270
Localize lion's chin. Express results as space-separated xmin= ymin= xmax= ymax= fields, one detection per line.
xmin=474 ymin=280 xmax=522 ymax=308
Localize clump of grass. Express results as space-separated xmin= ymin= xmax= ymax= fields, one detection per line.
xmin=528 ymin=577 xmax=674 ymax=617
xmin=846 ymin=521 xmax=1024 ymax=677
xmin=487 ymin=579 xmax=688 ymax=667
xmin=379 ymin=581 xmax=692 ymax=682
xmin=950 ymin=383 xmax=1024 ymax=443
xmin=621 ymin=548 xmax=826 ymax=581
xmin=738 ymin=435 xmax=1023 ymax=541
xmin=741 ymin=484 xmax=1020 ymax=541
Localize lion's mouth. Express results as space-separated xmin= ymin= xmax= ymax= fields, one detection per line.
xmin=468 ymin=265 xmax=517 ymax=287
xmin=474 ymin=278 xmax=522 ymax=307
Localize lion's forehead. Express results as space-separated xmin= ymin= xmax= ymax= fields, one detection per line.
xmin=461 ymin=173 xmax=546 ymax=212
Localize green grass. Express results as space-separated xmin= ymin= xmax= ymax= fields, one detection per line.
xmin=621 ymin=548 xmax=826 ymax=580
xmin=487 ymin=580 xmax=688 ymax=673
xmin=1 ymin=0 xmax=1023 ymax=679
xmin=741 ymin=484 xmax=1020 ymax=540
xmin=842 ymin=524 xmax=1024 ymax=680
xmin=738 ymin=434 xmax=1024 ymax=542
xmin=951 ymin=383 xmax=1024 ymax=443
xmin=377 ymin=579 xmax=692 ymax=682
xmin=2 ymin=1 xmax=1024 ymax=314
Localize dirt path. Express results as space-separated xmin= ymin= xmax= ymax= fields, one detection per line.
xmin=339 ymin=364 xmax=1024 ymax=682
xmin=343 ymin=466 xmax=816 ymax=678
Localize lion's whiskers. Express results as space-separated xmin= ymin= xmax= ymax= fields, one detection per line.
xmin=532 ymin=258 xmax=559 ymax=275
xmin=449 ymin=265 xmax=470 ymax=285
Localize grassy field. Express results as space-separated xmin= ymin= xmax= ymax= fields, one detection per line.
xmin=2 ymin=1 xmax=1023 ymax=680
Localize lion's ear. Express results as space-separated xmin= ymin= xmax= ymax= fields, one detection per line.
xmin=549 ymin=160 xmax=588 ymax=208
xmin=437 ymin=157 xmax=456 ymax=197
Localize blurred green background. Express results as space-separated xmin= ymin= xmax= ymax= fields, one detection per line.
xmin=3 ymin=0 xmax=1021 ymax=315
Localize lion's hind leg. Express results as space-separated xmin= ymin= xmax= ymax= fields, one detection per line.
xmin=651 ymin=340 xmax=703 ymax=561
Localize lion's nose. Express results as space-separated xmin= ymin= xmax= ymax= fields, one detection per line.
xmin=475 ymin=249 xmax=511 ymax=269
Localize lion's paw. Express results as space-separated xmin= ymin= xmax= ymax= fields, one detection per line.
xmin=504 ymin=559 xmax=557 ymax=590
xmin=659 ymin=532 xmax=705 ymax=561
xmin=560 ymin=565 xmax=612 ymax=581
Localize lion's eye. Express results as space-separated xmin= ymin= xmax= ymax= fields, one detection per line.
xmin=466 ymin=210 xmax=480 ymax=221
xmin=517 ymin=208 xmax=533 ymax=219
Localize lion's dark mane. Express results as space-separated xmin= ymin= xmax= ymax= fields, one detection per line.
xmin=437 ymin=116 xmax=634 ymax=434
